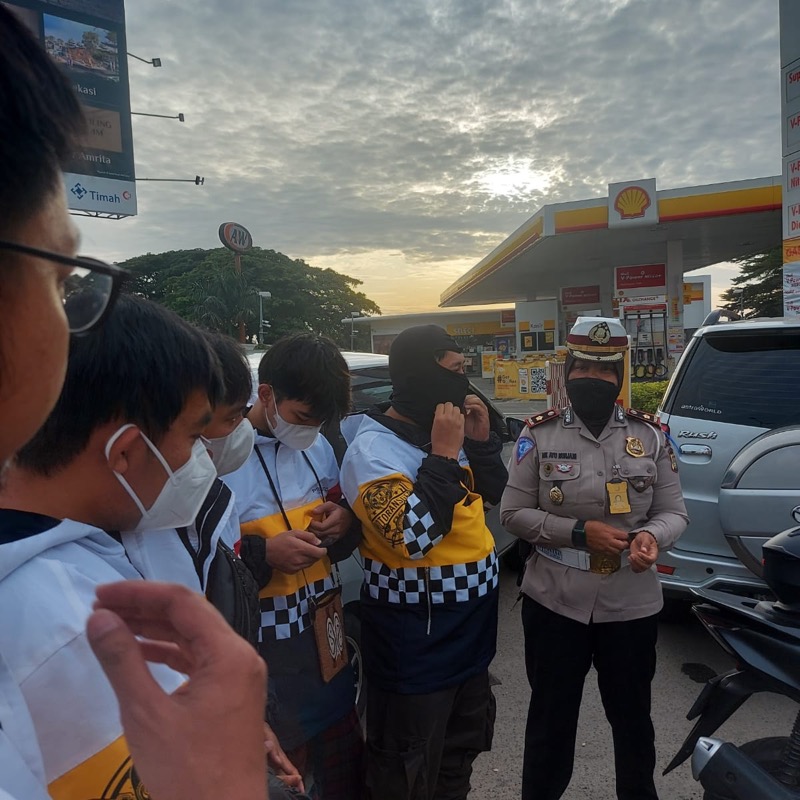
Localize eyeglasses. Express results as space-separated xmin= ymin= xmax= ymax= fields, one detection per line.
xmin=0 ymin=241 xmax=129 ymax=335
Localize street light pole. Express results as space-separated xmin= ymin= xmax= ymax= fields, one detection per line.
xmin=131 ymin=111 xmax=185 ymax=122
xmin=127 ymin=52 xmax=162 ymax=67
xmin=259 ymin=291 xmax=272 ymax=345
xmin=350 ymin=311 xmax=359 ymax=351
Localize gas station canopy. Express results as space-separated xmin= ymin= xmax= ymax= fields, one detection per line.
xmin=440 ymin=177 xmax=781 ymax=307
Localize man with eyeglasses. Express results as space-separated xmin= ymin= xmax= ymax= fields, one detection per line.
xmin=0 ymin=8 xmax=270 ymax=800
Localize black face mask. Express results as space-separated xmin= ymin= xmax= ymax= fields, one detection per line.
xmin=566 ymin=378 xmax=620 ymax=435
xmin=389 ymin=325 xmax=470 ymax=431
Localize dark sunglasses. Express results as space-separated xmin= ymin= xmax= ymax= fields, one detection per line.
xmin=0 ymin=241 xmax=129 ymax=335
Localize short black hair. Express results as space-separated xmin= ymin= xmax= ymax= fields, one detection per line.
xmin=0 ymin=6 xmax=86 ymax=236
xmin=203 ymin=330 xmax=252 ymax=408
xmin=258 ymin=334 xmax=350 ymax=423
xmin=16 ymin=295 xmax=224 ymax=476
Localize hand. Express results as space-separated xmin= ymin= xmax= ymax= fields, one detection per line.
xmin=264 ymin=722 xmax=305 ymax=792
xmin=463 ymin=394 xmax=490 ymax=442
xmin=431 ymin=402 xmax=465 ymax=460
xmin=267 ymin=530 xmax=327 ymax=574
xmin=629 ymin=531 xmax=659 ymax=573
xmin=584 ymin=520 xmax=629 ymax=557
xmin=86 ymin=581 xmax=267 ymax=800
xmin=307 ymin=501 xmax=353 ymax=542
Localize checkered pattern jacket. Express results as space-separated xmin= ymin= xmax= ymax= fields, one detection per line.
xmin=340 ymin=412 xmax=504 ymax=693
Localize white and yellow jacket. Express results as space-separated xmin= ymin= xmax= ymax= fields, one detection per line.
xmin=340 ymin=412 xmax=505 ymax=694
xmin=222 ymin=432 xmax=358 ymax=748
xmin=0 ymin=514 xmax=183 ymax=800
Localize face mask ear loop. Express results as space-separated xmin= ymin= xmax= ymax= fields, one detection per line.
xmin=105 ymin=424 xmax=148 ymax=516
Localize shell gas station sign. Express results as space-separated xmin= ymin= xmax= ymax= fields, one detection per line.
xmin=608 ymin=178 xmax=658 ymax=228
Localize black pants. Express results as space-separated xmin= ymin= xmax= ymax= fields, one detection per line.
xmin=521 ymin=596 xmax=659 ymax=800
xmin=365 ymin=670 xmax=496 ymax=800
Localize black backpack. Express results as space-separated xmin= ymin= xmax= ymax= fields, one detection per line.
xmin=205 ymin=538 xmax=261 ymax=647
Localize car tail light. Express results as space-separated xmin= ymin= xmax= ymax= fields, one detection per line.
xmin=656 ymin=563 xmax=675 ymax=575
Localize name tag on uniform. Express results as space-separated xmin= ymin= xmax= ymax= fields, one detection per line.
xmin=606 ymin=480 xmax=632 ymax=514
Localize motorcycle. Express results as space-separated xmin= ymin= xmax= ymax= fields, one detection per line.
xmin=664 ymin=525 xmax=800 ymax=799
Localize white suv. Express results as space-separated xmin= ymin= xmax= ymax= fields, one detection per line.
xmin=657 ymin=316 xmax=800 ymax=598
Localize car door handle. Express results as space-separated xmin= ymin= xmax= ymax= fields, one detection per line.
xmin=679 ymin=444 xmax=712 ymax=457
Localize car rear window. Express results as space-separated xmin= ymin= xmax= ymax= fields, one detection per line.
xmin=350 ymin=367 xmax=393 ymax=411
xmin=665 ymin=330 xmax=800 ymax=429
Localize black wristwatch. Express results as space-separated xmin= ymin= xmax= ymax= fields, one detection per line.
xmin=571 ymin=520 xmax=587 ymax=549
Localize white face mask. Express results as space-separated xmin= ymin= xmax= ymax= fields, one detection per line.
xmin=105 ymin=424 xmax=218 ymax=532
xmin=204 ymin=418 xmax=255 ymax=476
xmin=265 ymin=392 xmax=321 ymax=451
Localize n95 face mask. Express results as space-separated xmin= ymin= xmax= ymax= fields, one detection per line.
xmin=106 ymin=424 xmax=217 ymax=532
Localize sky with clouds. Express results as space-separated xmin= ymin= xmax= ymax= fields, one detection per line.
xmin=73 ymin=0 xmax=782 ymax=314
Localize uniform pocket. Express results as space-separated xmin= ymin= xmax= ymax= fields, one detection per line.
xmin=618 ymin=456 xmax=657 ymax=492
xmin=365 ymin=739 xmax=428 ymax=800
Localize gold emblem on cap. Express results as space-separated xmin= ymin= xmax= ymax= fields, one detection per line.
xmin=625 ymin=437 xmax=645 ymax=457
xmin=588 ymin=322 xmax=611 ymax=345
xmin=549 ymin=485 xmax=564 ymax=505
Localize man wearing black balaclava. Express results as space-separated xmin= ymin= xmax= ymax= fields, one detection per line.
xmin=339 ymin=324 xmax=507 ymax=800
xmin=500 ymin=317 xmax=688 ymax=800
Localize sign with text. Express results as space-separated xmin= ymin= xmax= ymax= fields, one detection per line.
xmin=500 ymin=309 xmax=516 ymax=326
xmin=561 ymin=285 xmax=601 ymax=306
xmin=219 ymin=222 xmax=253 ymax=253
xmin=614 ymin=264 xmax=666 ymax=296
xmin=784 ymin=262 xmax=800 ymax=316
xmin=6 ymin=0 xmax=137 ymax=216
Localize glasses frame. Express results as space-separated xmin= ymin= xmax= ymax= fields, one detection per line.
xmin=0 ymin=240 xmax=129 ymax=334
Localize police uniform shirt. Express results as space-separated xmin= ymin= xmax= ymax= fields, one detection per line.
xmin=500 ymin=406 xmax=689 ymax=624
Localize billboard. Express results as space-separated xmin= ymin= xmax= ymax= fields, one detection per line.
xmin=4 ymin=0 xmax=136 ymax=216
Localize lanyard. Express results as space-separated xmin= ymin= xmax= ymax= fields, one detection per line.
xmin=252 ymin=441 xmax=341 ymax=587
xmin=253 ymin=441 xmax=324 ymax=530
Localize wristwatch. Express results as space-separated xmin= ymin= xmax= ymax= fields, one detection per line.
xmin=571 ymin=520 xmax=587 ymax=549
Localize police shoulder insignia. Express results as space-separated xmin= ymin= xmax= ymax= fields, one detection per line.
xmin=525 ymin=408 xmax=559 ymax=429
xmin=516 ymin=437 xmax=536 ymax=464
xmin=625 ymin=407 xmax=662 ymax=429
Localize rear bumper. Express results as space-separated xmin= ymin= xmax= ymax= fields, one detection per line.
xmin=658 ymin=547 xmax=769 ymax=599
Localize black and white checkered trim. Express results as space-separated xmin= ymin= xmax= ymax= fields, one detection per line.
xmin=403 ymin=491 xmax=442 ymax=559
xmin=363 ymin=552 xmax=499 ymax=604
xmin=259 ymin=575 xmax=336 ymax=640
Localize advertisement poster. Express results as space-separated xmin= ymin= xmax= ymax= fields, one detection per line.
xmin=784 ymin=262 xmax=800 ymax=316
xmin=561 ymin=285 xmax=601 ymax=307
xmin=615 ymin=264 xmax=667 ymax=296
xmin=6 ymin=0 xmax=137 ymax=216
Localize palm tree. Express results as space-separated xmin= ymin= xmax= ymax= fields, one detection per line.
xmin=189 ymin=266 xmax=257 ymax=342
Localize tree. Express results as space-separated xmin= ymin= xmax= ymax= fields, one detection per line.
xmin=720 ymin=246 xmax=783 ymax=319
xmin=81 ymin=30 xmax=100 ymax=52
xmin=119 ymin=247 xmax=381 ymax=346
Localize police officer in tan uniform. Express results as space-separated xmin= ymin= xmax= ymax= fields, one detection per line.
xmin=500 ymin=317 xmax=688 ymax=800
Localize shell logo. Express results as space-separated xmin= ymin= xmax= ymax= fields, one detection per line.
xmin=613 ymin=185 xmax=651 ymax=219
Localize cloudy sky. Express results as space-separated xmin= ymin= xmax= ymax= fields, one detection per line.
xmin=74 ymin=0 xmax=781 ymax=314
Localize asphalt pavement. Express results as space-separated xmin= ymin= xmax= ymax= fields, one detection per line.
xmin=470 ymin=562 xmax=797 ymax=799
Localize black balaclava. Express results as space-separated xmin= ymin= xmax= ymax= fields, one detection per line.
xmin=565 ymin=354 xmax=622 ymax=439
xmin=389 ymin=325 xmax=470 ymax=431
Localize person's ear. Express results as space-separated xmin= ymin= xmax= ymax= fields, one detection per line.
xmin=258 ymin=384 xmax=273 ymax=407
xmin=105 ymin=425 xmax=142 ymax=476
